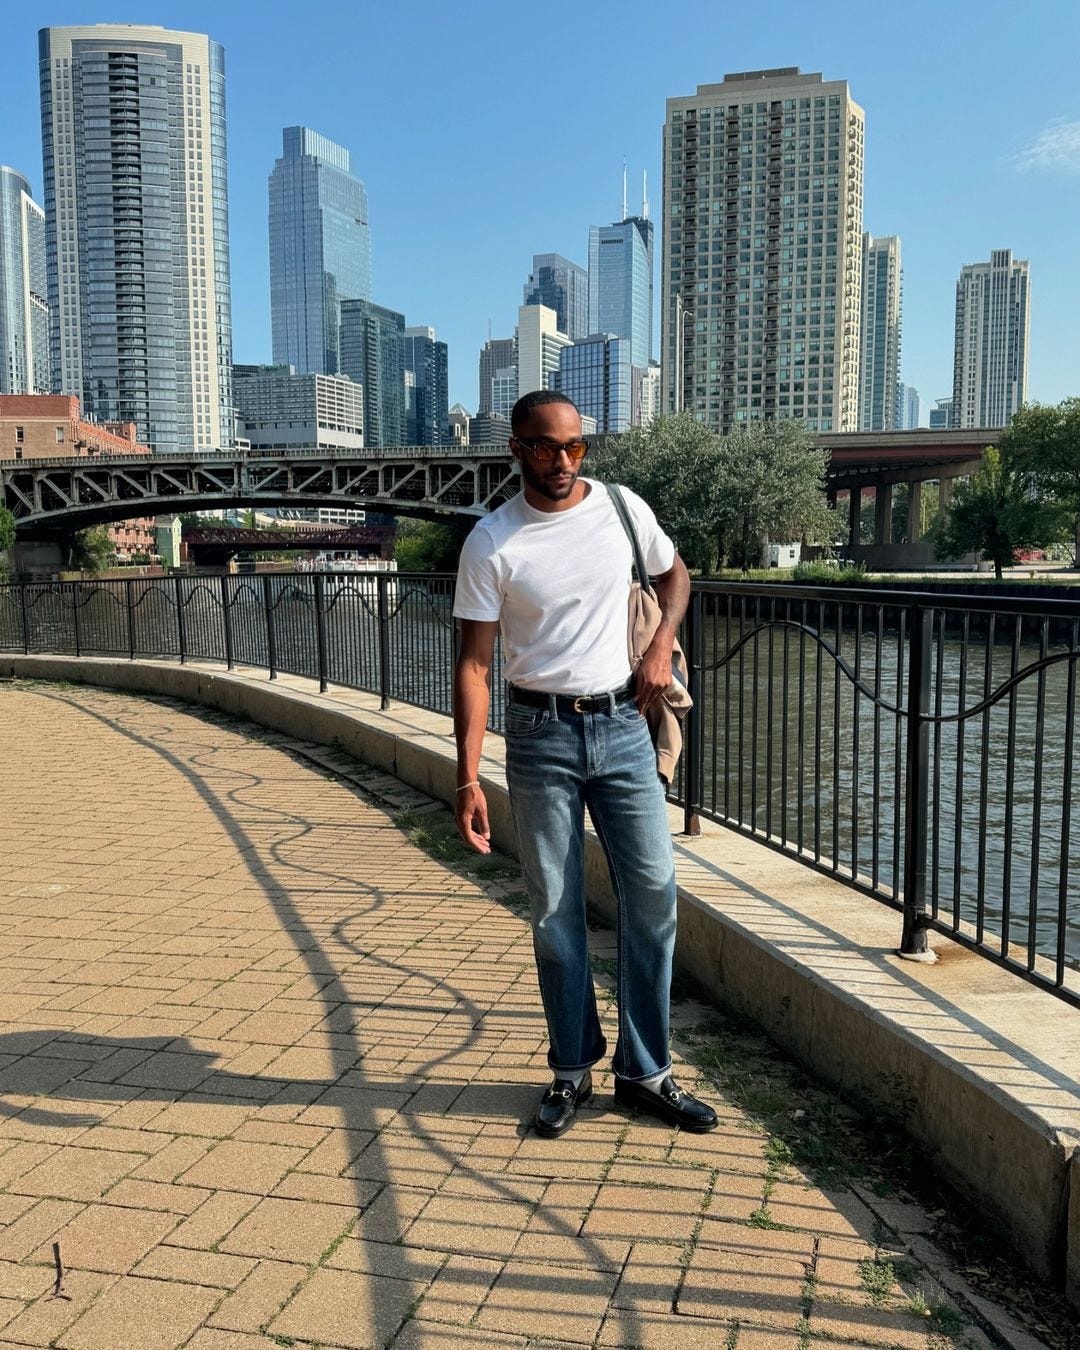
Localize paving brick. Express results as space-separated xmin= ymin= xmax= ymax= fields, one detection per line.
xmin=0 ymin=1200 xmax=85 ymax=1261
xmin=407 ymin=1193 xmax=536 ymax=1259
xmin=678 ymin=1244 xmax=809 ymax=1327
xmin=163 ymin=1192 xmax=260 ymax=1251
xmin=476 ymin=1259 xmax=619 ymax=1342
xmin=269 ymin=1266 xmax=419 ymax=1349
xmin=132 ymin=1245 xmax=256 ymax=1288
xmin=764 ymin=1181 xmax=873 ymax=1239
xmin=0 ymin=1269 xmax=116 ymax=1347
xmin=598 ymin=1309 xmax=738 ymax=1348
xmin=581 ymin=1181 xmax=706 ymax=1242
xmin=391 ymin=1323 xmax=527 ymax=1350
xmin=56 ymin=1273 xmax=219 ymax=1349
xmin=177 ymin=1141 xmax=307 ymax=1195
xmin=207 ymin=1259 xmax=306 ymax=1332
xmin=10 ymin=1148 xmax=136 ymax=1202
xmin=416 ymin=1253 xmax=501 ymax=1325
xmin=102 ymin=1180 xmax=209 ymax=1215
xmin=31 ymin=1202 xmax=178 ymax=1274
xmin=219 ymin=1196 xmax=354 ymax=1263
xmin=611 ymin=1242 xmax=686 ymax=1312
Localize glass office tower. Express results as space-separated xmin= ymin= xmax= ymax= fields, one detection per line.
xmin=0 ymin=166 xmax=50 ymax=394
xmin=858 ymin=234 xmax=902 ymax=431
xmin=523 ymin=254 xmax=588 ymax=340
xmin=269 ymin=126 xmax=371 ymax=376
xmin=39 ymin=24 xmax=233 ymax=452
xmin=403 ymin=326 xmax=449 ymax=445
xmin=588 ymin=213 xmax=654 ymax=369
xmin=339 ymin=299 xmax=405 ymax=447
xmin=555 ymin=333 xmax=635 ymax=433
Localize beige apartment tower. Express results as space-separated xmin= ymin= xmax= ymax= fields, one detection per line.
xmin=39 ymin=24 xmax=233 ymax=453
xmin=951 ymin=249 xmax=1030 ymax=429
xmin=662 ymin=68 xmax=865 ymax=433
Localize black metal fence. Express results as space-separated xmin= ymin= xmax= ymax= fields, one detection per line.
xmin=1 ymin=572 xmax=1077 ymax=1006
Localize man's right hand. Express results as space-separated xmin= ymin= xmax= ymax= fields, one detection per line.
xmin=456 ymin=784 xmax=491 ymax=854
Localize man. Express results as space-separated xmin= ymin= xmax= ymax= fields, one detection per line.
xmin=452 ymin=389 xmax=718 ymax=1138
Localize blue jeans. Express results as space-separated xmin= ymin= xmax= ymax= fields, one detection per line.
xmin=504 ymin=691 xmax=677 ymax=1082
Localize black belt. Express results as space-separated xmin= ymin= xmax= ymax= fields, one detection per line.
xmin=508 ymin=680 xmax=635 ymax=714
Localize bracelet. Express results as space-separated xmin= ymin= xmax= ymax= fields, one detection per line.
xmin=456 ymin=781 xmax=480 ymax=793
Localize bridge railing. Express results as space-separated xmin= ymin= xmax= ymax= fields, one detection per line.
xmin=1 ymin=572 xmax=1078 ymax=1006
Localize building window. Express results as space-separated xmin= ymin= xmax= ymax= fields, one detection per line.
xmin=15 ymin=426 xmax=24 ymax=443
xmin=55 ymin=426 xmax=65 ymax=444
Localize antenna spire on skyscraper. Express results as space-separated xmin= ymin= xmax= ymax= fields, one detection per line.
xmin=642 ymin=170 xmax=649 ymax=220
xmin=622 ymin=157 xmax=628 ymax=222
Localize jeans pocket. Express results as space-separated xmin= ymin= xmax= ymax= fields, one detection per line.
xmin=505 ymin=705 xmax=551 ymax=738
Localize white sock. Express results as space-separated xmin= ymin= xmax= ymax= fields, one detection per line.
xmin=635 ymin=1069 xmax=671 ymax=1095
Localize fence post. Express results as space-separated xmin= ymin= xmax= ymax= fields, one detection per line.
xmin=683 ymin=588 xmax=704 ymax=837
xmin=899 ymin=604 xmax=937 ymax=961
xmin=125 ymin=579 xmax=136 ymax=660
xmin=71 ymin=581 xmax=81 ymax=658
xmin=262 ymin=574 xmax=277 ymax=680
xmin=377 ymin=573 xmax=391 ymax=710
xmin=19 ymin=583 xmax=30 ymax=654
xmin=313 ymin=572 xmax=328 ymax=693
xmin=220 ymin=574 xmax=234 ymax=670
xmin=176 ymin=574 xmax=187 ymax=665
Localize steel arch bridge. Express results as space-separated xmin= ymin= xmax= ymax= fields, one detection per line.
xmin=0 ymin=446 xmax=519 ymax=535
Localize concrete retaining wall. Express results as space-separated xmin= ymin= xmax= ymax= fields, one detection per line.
xmin=3 ymin=653 xmax=1078 ymax=1309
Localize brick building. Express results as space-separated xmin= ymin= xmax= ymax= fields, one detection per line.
xmin=0 ymin=395 xmax=157 ymax=558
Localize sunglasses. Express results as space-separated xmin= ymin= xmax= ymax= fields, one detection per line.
xmin=511 ymin=436 xmax=590 ymax=464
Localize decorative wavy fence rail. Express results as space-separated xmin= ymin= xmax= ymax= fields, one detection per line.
xmin=1 ymin=572 xmax=1077 ymax=1006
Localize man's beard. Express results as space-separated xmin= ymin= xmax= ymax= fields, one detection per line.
xmin=520 ymin=459 xmax=579 ymax=501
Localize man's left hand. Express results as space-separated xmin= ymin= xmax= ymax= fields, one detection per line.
xmin=635 ymin=633 xmax=674 ymax=714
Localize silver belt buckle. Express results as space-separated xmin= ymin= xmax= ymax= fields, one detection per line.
xmin=572 ymin=696 xmax=588 ymax=713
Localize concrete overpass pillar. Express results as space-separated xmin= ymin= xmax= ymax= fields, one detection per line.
xmin=939 ymin=478 xmax=954 ymax=513
xmin=908 ymin=480 xmax=924 ymax=542
xmin=874 ymin=484 xmax=892 ymax=546
xmin=847 ymin=487 xmax=862 ymax=549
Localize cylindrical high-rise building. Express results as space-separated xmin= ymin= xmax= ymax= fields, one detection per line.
xmin=662 ymin=68 xmax=865 ymax=434
xmin=39 ymin=24 xmax=234 ymax=452
xmin=0 ymin=166 xmax=50 ymax=395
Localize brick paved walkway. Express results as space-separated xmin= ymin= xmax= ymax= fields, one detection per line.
xmin=0 ymin=683 xmax=990 ymax=1349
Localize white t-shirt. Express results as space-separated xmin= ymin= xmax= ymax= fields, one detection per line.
xmin=453 ymin=479 xmax=675 ymax=695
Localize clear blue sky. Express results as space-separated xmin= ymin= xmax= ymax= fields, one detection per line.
xmin=3 ymin=0 xmax=1078 ymax=417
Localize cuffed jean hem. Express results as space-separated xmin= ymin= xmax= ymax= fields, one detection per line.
xmin=613 ymin=1062 xmax=673 ymax=1084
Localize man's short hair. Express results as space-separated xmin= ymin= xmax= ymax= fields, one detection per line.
xmin=510 ymin=389 xmax=578 ymax=434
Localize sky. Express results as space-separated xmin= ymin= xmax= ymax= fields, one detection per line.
xmin=3 ymin=0 xmax=1078 ymax=418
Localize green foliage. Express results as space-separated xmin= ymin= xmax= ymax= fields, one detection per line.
xmin=588 ymin=414 xmax=833 ymax=573
xmin=792 ymin=560 xmax=868 ymax=585
xmin=393 ymin=518 xmax=463 ymax=573
xmin=999 ymin=397 xmax=1080 ymax=562
xmin=69 ymin=525 xmax=114 ymax=575
xmin=0 ymin=505 xmax=14 ymax=583
xmin=931 ymin=445 xmax=1061 ymax=580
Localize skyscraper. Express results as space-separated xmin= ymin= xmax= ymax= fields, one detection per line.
xmin=951 ymin=249 xmax=1030 ymax=429
xmin=269 ymin=126 xmax=371 ymax=377
xmin=403 ymin=326 xmax=449 ymax=445
xmin=339 ymin=299 xmax=405 ymax=447
xmin=0 ymin=167 xmax=49 ymax=395
xmin=523 ymin=255 xmax=588 ymax=340
xmin=517 ymin=304 xmax=571 ymax=395
xmin=662 ymin=68 xmax=865 ymax=433
xmin=478 ymin=336 xmax=515 ymax=414
xmin=858 ymin=234 xmax=901 ymax=431
xmin=39 ymin=24 xmax=233 ymax=452
xmin=588 ymin=188 xmax=654 ymax=369
xmin=898 ymin=383 xmax=921 ymax=430
xmin=555 ymin=333 xmax=635 ymax=433
xmin=232 ymin=364 xmax=364 ymax=450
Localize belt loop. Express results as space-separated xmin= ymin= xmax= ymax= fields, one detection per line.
xmin=548 ymin=692 xmax=559 ymax=721
xmin=607 ymin=689 xmax=617 ymax=715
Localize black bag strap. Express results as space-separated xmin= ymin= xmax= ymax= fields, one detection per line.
xmin=605 ymin=483 xmax=653 ymax=596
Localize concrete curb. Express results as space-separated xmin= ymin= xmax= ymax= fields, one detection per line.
xmin=3 ymin=652 xmax=1078 ymax=1311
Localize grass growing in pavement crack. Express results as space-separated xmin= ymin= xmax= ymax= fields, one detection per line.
xmin=396 ymin=809 xmax=520 ymax=880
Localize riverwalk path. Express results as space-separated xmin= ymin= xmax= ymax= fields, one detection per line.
xmin=0 ymin=681 xmax=1061 ymax=1350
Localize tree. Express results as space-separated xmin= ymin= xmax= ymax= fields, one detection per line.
xmin=931 ymin=446 xmax=1061 ymax=579
xmin=0 ymin=505 xmax=15 ymax=583
xmin=69 ymin=526 xmax=114 ymax=575
xmin=587 ymin=413 xmax=724 ymax=572
xmin=711 ymin=419 xmax=834 ymax=570
xmin=998 ymin=398 xmax=1080 ymax=565
xmin=393 ymin=519 xmax=464 ymax=572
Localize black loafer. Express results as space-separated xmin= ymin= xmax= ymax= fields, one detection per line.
xmin=534 ymin=1071 xmax=592 ymax=1138
xmin=613 ymin=1074 xmax=718 ymax=1132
